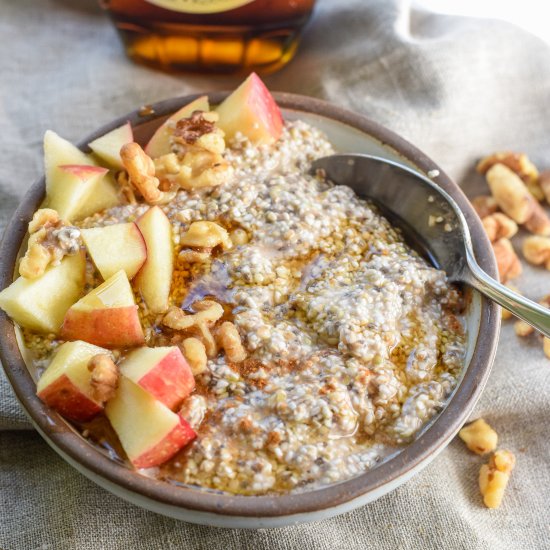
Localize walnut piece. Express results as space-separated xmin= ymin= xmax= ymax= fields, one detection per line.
xmin=173 ymin=111 xmax=217 ymax=146
xmin=538 ymin=170 xmax=550 ymax=204
xmin=179 ymin=249 xmax=211 ymax=264
xmin=514 ymin=319 xmax=534 ymax=337
xmin=88 ymin=353 xmax=119 ymax=403
xmin=481 ymin=213 xmax=518 ymax=242
xmin=492 ymin=238 xmax=522 ymax=282
xmin=522 ymin=235 xmax=550 ymax=269
xmin=177 ymin=150 xmax=234 ymax=191
xmin=486 ymin=164 xmax=534 ymax=224
xmin=471 ymin=195 xmax=498 ymax=219
xmin=217 ymin=321 xmax=247 ymax=363
xmin=28 ymin=208 xmax=59 ymax=233
xmin=180 ymin=221 xmax=232 ymax=250
xmin=524 ymin=199 xmax=550 ymax=236
xmin=458 ymin=418 xmax=498 ymax=455
xmin=153 ymin=111 xmax=234 ymax=191
xmin=479 ymin=450 xmax=516 ymax=509
xmin=181 ymin=337 xmax=208 ymax=375
xmin=478 ymin=151 xmax=539 ymax=184
xmin=120 ymin=142 xmax=176 ymax=204
xmin=163 ymin=300 xmax=224 ymax=357
xmin=19 ymin=241 xmax=52 ymax=279
xmin=19 ymin=208 xmax=78 ymax=279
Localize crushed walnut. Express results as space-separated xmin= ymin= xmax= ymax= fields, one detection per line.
xmin=88 ymin=353 xmax=119 ymax=403
xmin=163 ymin=300 xmax=224 ymax=358
xmin=472 ymin=195 xmax=498 ymax=219
xmin=522 ymin=235 xmax=550 ymax=269
xmin=491 ymin=238 xmax=522 ymax=282
xmin=19 ymin=208 xmax=81 ymax=279
xmin=181 ymin=337 xmax=208 ymax=375
xmin=152 ymin=110 xmax=234 ymax=191
xmin=485 ymin=164 xmax=534 ymax=224
xmin=120 ymin=142 xmax=176 ymax=204
xmin=479 ymin=450 xmax=516 ymax=509
xmin=173 ymin=110 xmax=216 ymax=145
xmin=481 ymin=213 xmax=518 ymax=242
xmin=458 ymin=417 xmax=516 ymax=509
xmin=180 ymin=221 xmax=232 ymax=250
xmin=217 ymin=321 xmax=247 ymax=363
xmin=458 ymin=418 xmax=498 ymax=455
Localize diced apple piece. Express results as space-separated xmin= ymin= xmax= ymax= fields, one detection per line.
xmin=44 ymin=130 xmax=96 ymax=196
xmin=88 ymin=122 xmax=133 ymax=170
xmin=77 ymin=172 xmax=121 ymax=219
xmin=134 ymin=206 xmax=174 ymax=313
xmin=36 ymin=340 xmax=112 ymax=422
xmin=144 ymin=95 xmax=209 ymax=158
xmin=120 ymin=346 xmax=195 ymax=410
xmin=105 ymin=376 xmax=196 ymax=468
xmin=61 ymin=270 xmax=145 ymax=348
xmin=46 ymin=164 xmax=109 ymax=222
xmin=81 ymin=222 xmax=147 ymax=280
xmin=215 ymin=73 xmax=283 ymax=145
xmin=0 ymin=251 xmax=85 ymax=333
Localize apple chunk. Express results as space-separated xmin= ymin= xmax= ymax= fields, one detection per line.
xmin=77 ymin=172 xmax=121 ymax=219
xmin=44 ymin=130 xmax=96 ymax=196
xmin=215 ymin=73 xmax=283 ymax=145
xmin=0 ymin=251 xmax=85 ymax=333
xmin=144 ymin=95 xmax=209 ymax=159
xmin=120 ymin=346 xmax=195 ymax=410
xmin=61 ymin=269 xmax=145 ymax=348
xmin=37 ymin=340 xmax=112 ymax=422
xmin=47 ymin=164 xmax=109 ymax=222
xmin=81 ymin=222 xmax=147 ymax=280
xmin=134 ymin=206 xmax=174 ymax=313
xmin=105 ymin=376 xmax=196 ymax=468
xmin=88 ymin=122 xmax=133 ymax=170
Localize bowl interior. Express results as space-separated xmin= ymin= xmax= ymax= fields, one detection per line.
xmin=0 ymin=93 xmax=499 ymax=522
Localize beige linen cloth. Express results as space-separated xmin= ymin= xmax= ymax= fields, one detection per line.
xmin=1 ymin=0 xmax=550 ymax=548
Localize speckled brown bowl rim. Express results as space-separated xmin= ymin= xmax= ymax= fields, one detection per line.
xmin=0 ymin=92 xmax=500 ymax=519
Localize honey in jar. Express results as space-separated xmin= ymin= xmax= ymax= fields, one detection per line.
xmin=99 ymin=0 xmax=316 ymax=74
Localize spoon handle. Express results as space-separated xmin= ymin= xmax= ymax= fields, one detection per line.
xmin=466 ymin=249 xmax=550 ymax=338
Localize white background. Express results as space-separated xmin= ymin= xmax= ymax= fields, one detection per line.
xmin=414 ymin=0 xmax=550 ymax=44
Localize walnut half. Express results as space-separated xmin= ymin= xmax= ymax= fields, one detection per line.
xmin=120 ymin=142 xmax=176 ymax=205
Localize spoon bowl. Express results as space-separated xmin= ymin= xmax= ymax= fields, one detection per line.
xmin=312 ymin=154 xmax=550 ymax=338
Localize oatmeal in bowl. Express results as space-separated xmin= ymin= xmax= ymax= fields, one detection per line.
xmin=0 ymin=74 xmax=498 ymax=526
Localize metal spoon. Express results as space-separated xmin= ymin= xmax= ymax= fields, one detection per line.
xmin=311 ymin=153 xmax=550 ymax=338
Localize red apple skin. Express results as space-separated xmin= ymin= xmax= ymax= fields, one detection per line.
xmin=136 ymin=348 xmax=195 ymax=410
xmin=60 ymin=307 xmax=145 ymax=348
xmin=248 ymin=73 xmax=283 ymax=141
xmin=58 ymin=164 xmax=109 ymax=178
xmin=131 ymin=415 xmax=196 ymax=469
xmin=216 ymin=73 xmax=283 ymax=145
xmin=37 ymin=374 xmax=102 ymax=422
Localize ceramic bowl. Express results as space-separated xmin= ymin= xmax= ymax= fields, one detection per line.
xmin=0 ymin=92 xmax=500 ymax=528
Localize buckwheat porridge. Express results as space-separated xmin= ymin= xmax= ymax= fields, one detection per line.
xmin=0 ymin=76 xmax=465 ymax=496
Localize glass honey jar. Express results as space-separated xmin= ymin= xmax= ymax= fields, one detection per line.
xmin=99 ymin=0 xmax=316 ymax=74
